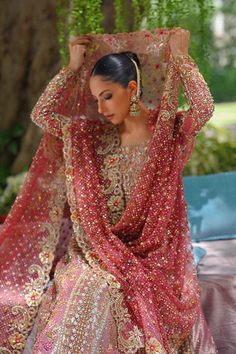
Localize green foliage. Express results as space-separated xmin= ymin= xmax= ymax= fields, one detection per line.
xmin=145 ymin=0 xmax=214 ymax=78
xmin=0 ymin=167 xmax=11 ymax=192
xmin=0 ymin=123 xmax=25 ymax=189
xmin=114 ymin=0 xmax=129 ymax=32
xmin=56 ymin=0 xmax=215 ymax=75
xmin=184 ymin=124 xmax=236 ymax=176
xmin=209 ymin=67 xmax=236 ymax=103
xmin=131 ymin=0 xmax=144 ymax=31
xmin=0 ymin=172 xmax=27 ymax=215
xmin=208 ymin=0 xmax=236 ymax=102
xmin=0 ymin=123 xmax=25 ymax=154
xmin=56 ymin=0 xmax=104 ymax=64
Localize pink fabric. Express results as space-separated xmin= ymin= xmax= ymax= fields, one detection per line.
xmin=195 ymin=240 xmax=236 ymax=354
xmin=32 ymin=254 xmax=119 ymax=353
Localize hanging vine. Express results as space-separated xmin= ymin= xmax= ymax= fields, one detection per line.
xmin=144 ymin=0 xmax=214 ymax=78
xmin=131 ymin=0 xmax=143 ymax=30
xmin=56 ymin=0 xmax=214 ymax=73
xmin=56 ymin=0 xmax=103 ymax=64
xmin=56 ymin=0 xmax=71 ymax=63
xmin=114 ymin=0 xmax=129 ymax=32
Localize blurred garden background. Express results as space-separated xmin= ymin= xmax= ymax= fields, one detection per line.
xmin=0 ymin=0 xmax=236 ymax=217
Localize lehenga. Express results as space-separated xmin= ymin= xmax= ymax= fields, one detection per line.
xmin=0 ymin=29 xmax=218 ymax=354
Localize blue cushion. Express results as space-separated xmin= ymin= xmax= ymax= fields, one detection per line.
xmin=183 ymin=172 xmax=236 ymax=242
xmin=193 ymin=246 xmax=207 ymax=266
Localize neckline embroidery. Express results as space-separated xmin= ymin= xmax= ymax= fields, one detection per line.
xmin=96 ymin=123 xmax=150 ymax=226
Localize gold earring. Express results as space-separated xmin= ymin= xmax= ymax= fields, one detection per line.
xmin=129 ymin=95 xmax=140 ymax=117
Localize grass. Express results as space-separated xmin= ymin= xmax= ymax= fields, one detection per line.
xmin=210 ymin=102 xmax=236 ymax=128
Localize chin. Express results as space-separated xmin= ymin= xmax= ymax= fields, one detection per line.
xmin=106 ymin=116 xmax=123 ymax=125
xmin=110 ymin=120 xmax=121 ymax=125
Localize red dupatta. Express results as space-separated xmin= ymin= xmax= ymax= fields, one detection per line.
xmin=0 ymin=29 xmax=213 ymax=353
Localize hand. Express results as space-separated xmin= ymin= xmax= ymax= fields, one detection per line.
xmin=169 ymin=29 xmax=190 ymax=59
xmin=68 ymin=35 xmax=91 ymax=72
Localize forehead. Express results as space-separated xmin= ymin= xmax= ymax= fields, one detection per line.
xmin=89 ymin=75 xmax=122 ymax=95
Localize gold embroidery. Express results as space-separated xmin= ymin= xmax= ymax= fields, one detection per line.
xmin=61 ymin=121 xmax=145 ymax=353
xmin=107 ymin=285 xmax=144 ymax=354
xmin=169 ymin=333 xmax=194 ymax=354
xmin=146 ymin=337 xmax=166 ymax=354
xmin=7 ymin=305 xmax=38 ymax=352
xmin=4 ymin=161 xmax=67 ymax=352
xmin=62 ymin=122 xmax=92 ymax=253
xmin=39 ymin=251 xmax=54 ymax=265
xmin=8 ymin=333 xmax=25 ymax=350
xmin=49 ymin=206 xmax=63 ymax=222
xmin=97 ymin=122 xmax=149 ymax=225
xmin=0 ymin=348 xmax=11 ymax=353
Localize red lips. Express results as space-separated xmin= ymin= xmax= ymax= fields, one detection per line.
xmin=105 ymin=114 xmax=114 ymax=120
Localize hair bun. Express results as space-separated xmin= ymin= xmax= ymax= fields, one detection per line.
xmin=120 ymin=51 xmax=141 ymax=68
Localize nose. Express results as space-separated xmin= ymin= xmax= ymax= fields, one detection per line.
xmin=97 ymin=100 xmax=105 ymax=114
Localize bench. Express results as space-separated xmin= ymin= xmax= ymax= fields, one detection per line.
xmin=183 ymin=172 xmax=236 ymax=354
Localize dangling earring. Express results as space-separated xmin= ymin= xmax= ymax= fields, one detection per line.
xmin=129 ymin=94 xmax=140 ymax=117
xmin=128 ymin=57 xmax=141 ymax=117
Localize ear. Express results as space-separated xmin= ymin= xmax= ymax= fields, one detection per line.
xmin=128 ymin=80 xmax=137 ymax=95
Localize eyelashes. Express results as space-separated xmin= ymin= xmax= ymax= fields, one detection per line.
xmin=104 ymin=94 xmax=112 ymax=100
xmin=93 ymin=94 xmax=112 ymax=103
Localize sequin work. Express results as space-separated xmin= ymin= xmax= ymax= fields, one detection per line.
xmin=0 ymin=29 xmax=217 ymax=354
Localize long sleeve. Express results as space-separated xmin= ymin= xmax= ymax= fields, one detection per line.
xmin=31 ymin=67 xmax=80 ymax=138
xmin=171 ymin=54 xmax=214 ymax=139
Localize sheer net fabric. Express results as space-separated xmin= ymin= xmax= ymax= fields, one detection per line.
xmin=0 ymin=29 xmax=217 ymax=353
xmin=26 ymin=139 xmax=194 ymax=354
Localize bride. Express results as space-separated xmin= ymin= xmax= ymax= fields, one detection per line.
xmin=0 ymin=28 xmax=217 ymax=353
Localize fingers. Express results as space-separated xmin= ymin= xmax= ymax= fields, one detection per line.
xmin=169 ymin=28 xmax=190 ymax=57
xmin=69 ymin=35 xmax=91 ymax=47
xmin=170 ymin=28 xmax=190 ymax=39
xmin=176 ymin=29 xmax=190 ymax=40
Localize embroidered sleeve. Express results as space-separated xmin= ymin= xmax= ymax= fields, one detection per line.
xmin=31 ymin=66 xmax=80 ymax=138
xmin=171 ymin=54 xmax=214 ymax=138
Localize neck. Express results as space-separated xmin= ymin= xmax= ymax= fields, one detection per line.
xmin=118 ymin=102 xmax=150 ymax=135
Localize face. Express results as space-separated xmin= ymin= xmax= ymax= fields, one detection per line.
xmin=89 ymin=75 xmax=135 ymax=125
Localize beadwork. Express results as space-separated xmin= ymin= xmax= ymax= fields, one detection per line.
xmin=0 ymin=28 xmax=216 ymax=354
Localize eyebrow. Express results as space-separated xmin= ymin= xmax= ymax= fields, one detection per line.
xmin=92 ymin=89 xmax=111 ymax=98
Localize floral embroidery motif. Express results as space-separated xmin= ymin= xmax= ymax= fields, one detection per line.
xmin=8 ymin=332 xmax=25 ymax=350
xmin=107 ymin=283 xmax=144 ymax=353
xmin=39 ymin=250 xmax=54 ymax=264
xmin=107 ymin=195 xmax=125 ymax=211
xmin=49 ymin=206 xmax=64 ymax=221
xmin=103 ymin=154 xmax=120 ymax=169
xmin=25 ymin=290 xmax=42 ymax=307
xmin=7 ymin=305 xmax=37 ymax=351
xmin=146 ymin=337 xmax=166 ymax=353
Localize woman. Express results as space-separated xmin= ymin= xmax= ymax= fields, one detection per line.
xmin=0 ymin=28 xmax=217 ymax=353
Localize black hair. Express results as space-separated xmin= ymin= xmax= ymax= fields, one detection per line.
xmin=91 ymin=51 xmax=143 ymax=96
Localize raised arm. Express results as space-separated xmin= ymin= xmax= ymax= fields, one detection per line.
xmin=31 ymin=36 xmax=91 ymax=138
xmin=169 ymin=29 xmax=214 ymax=139
xmin=31 ymin=67 xmax=80 ymax=138
xmin=172 ymin=54 xmax=214 ymax=138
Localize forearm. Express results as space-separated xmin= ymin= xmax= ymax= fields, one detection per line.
xmin=31 ymin=66 xmax=79 ymax=138
xmin=172 ymin=54 xmax=214 ymax=137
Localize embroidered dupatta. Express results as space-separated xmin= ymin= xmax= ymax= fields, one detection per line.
xmin=0 ymin=29 xmax=214 ymax=353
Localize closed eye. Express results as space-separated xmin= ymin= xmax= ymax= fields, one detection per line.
xmin=104 ymin=94 xmax=112 ymax=100
xmin=93 ymin=93 xmax=112 ymax=103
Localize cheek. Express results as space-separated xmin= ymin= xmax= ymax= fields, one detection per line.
xmin=115 ymin=93 xmax=130 ymax=113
